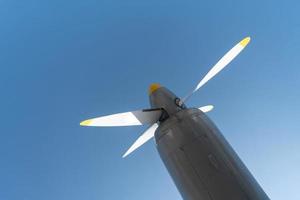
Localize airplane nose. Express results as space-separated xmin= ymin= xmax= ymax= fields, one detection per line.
xmin=149 ymin=83 xmax=161 ymax=95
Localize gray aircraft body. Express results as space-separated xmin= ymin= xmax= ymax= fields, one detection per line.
xmin=150 ymin=86 xmax=269 ymax=200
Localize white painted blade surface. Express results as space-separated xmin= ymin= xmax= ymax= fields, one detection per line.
xmin=80 ymin=109 xmax=161 ymax=127
xmin=198 ymin=105 xmax=214 ymax=113
xmin=182 ymin=37 xmax=250 ymax=103
xmin=122 ymin=123 xmax=158 ymax=158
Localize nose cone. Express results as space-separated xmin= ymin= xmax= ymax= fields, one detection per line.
xmin=149 ymin=83 xmax=161 ymax=95
xmin=149 ymin=84 xmax=183 ymax=117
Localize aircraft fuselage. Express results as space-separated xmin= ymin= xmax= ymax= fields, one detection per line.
xmin=150 ymin=87 xmax=270 ymax=200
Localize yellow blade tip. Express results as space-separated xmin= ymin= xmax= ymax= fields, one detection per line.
xmin=240 ymin=37 xmax=251 ymax=47
xmin=80 ymin=119 xmax=92 ymax=126
xmin=149 ymin=83 xmax=161 ymax=95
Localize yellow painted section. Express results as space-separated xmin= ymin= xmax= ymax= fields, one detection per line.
xmin=80 ymin=119 xmax=92 ymax=126
xmin=240 ymin=37 xmax=251 ymax=47
xmin=149 ymin=83 xmax=161 ymax=95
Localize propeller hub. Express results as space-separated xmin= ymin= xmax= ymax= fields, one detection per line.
xmin=149 ymin=85 xmax=185 ymax=119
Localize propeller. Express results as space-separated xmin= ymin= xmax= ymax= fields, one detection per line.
xmin=80 ymin=109 xmax=162 ymax=127
xmin=198 ymin=105 xmax=214 ymax=113
xmin=181 ymin=37 xmax=250 ymax=103
xmin=80 ymin=36 xmax=250 ymax=158
xmin=122 ymin=123 xmax=159 ymax=158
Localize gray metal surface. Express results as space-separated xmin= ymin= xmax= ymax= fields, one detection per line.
xmin=155 ymin=109 xmax=269 ymax=200
xmin=149 ymin=87 xmax=269 ymax=200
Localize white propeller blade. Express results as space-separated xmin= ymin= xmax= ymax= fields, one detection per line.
xmin=122 ymin=123 xmax=158 ymax=158
xmin=182 ymin=37 xmax=251 ymax=103
xmin=80 ymin=109 xmax=162 ymax=127
xmin=199 ymin=105 xmax=214 ymax=113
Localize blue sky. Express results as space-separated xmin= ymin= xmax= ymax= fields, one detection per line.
xmin=0 ymin=0 xmax=300 ymax=199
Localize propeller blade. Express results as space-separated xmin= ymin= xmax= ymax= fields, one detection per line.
xmin=199 ymin=105 xmax=214 ymax=113
xmin=122 ymin=123 xmax=158 ymax=158
xmin=182 ymin=37 xmax=250 ymax=103
xmin=80 ymin=109 xmax=162 ymax=127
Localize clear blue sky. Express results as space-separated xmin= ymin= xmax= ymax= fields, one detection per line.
xmin=1 ymin=0 xmax=299 ymax=199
